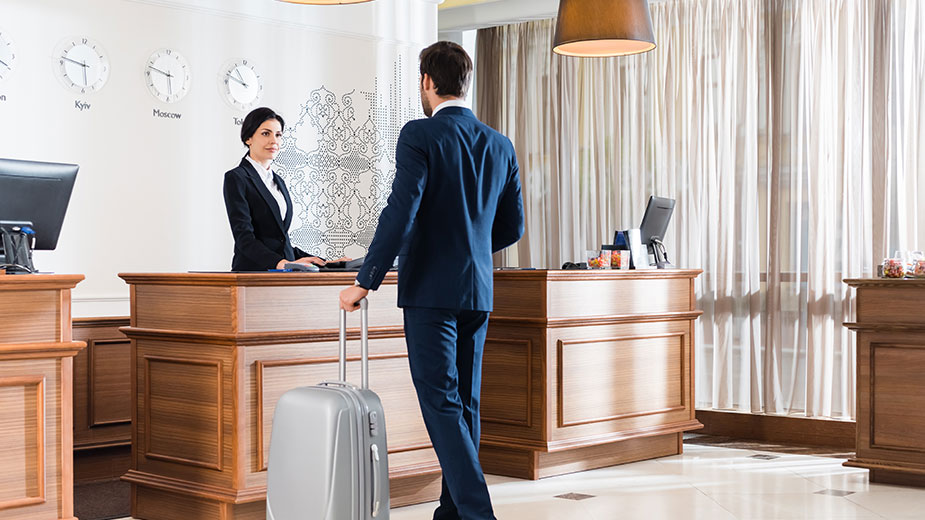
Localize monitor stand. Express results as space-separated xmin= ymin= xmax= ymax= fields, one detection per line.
xmin=651 ymin=239 xmax=675 ymax=269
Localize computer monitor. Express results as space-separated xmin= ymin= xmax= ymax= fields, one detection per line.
xmin=0 ymin=158 xmax=79 ymax=261
xmin=639 ymin=195 xmax=675 ymax=250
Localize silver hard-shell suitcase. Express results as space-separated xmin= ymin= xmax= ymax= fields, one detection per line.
xmin=266 ymin=298 xmax=389 ymax=520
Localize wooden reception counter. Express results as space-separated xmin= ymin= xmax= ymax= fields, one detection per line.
xmin=0 ymin=274 xmax=85 ymax=520
xmin=844 ymin=278 xmax=925 ymax=486
xmin=480 ymin=269 xmax=703 ymax=479
xmin=118 ymin=272 xmax=436 ymax=520
xmin=120 ymin=269 xmax=703 ymax=519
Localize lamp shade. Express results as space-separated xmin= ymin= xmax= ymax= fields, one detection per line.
xmin=553 ymin=0 xmax=656 ymax=57
xmin=277 ymin=0 xmax=373 ymax=4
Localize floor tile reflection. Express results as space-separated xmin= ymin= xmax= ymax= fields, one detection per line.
xmin=115 ymin=443 xmax=925 ymax=520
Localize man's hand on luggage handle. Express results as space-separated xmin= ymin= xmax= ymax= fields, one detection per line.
xmin=340 ymin=286 xmax=369 ymax=312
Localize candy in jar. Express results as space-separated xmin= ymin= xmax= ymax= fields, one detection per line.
xmin=883 ymin=258 xmax=905 ymax=278
xmin=914 ymin=259 xmax=925 ymax=278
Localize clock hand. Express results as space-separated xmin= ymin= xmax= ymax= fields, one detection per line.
xmin=228 ymin=73 xmax=248 ymax=88
xmin=0 ymin=59 xmax=9 ymax=68
xmin=82 ymin=59 xmax=88 ymax=86
xmin=234 ymin=68 xmax=248 ymax=85
xmin=167 ymin=74 xmax=172 ymax=96
xmin=62 ymin=55 xmax=89 ymax=68
xmin=148 ymin=65 xmax=171 ymax=77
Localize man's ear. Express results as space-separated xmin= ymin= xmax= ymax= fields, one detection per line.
xmin=421 ymin=73 xmax=433 ymax=92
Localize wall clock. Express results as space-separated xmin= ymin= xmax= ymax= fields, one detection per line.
xmin=220 ymin=58 xmax=263 ymax=111
xmin=54 ymin=37 xmax=110 ymax=93
xmin=145 ymin=48 xmax=191 ymax=103
xmin=0 ymin=29 xmax=16 ymax=83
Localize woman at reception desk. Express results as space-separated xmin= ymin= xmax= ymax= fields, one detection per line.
xmin=117 ymin=268 xmax=702 ymax=519
xmin=222 ymin=107 xmax=345 ymax=271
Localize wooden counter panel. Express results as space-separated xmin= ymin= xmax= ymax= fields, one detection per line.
xmin=133 ymin=340 xmax=235 ymax=489
xmin=144 ymin=357 xmax=223 ymax=471
xmin=0 ymin=359 xmax=65 ymax=520
xmin=481 ymin=338 xmax=534 ymax=427
xmin=88 ymin=340 xmax=132 ymax=427
xmin=548 ymin=320 xmax=693 ymax=444
xmin=558 ymin=333 xmax=684 ymax=427
xmin=73 ymin=317 xmax=132 ymax=449
xmin=492 ymin=278 xmax=547 ymax=318
xmin=254 ymin=354 xmax=428 ymax=472
xmin=547 ymin=278 xmax=692 ymax=318
xmin=133 ymin=285 xmax=234 ymax=333
xmin=856 ymin=286 xmax=925 ymax=325
xmin=73 ymin=319 xmax=132 ymax=449
xmin=241 ymin=337 xmax=436 ymax=491
xmin=242 ymin=284 xmax=401 ymax=333
xmin=870 ymin=343 xmax=925 ymax=453
xmin=481 ymin=327 xmax=547 ymax=444
xmin=0 ymin=290 xmax=59 ymax=343
xmin=0 ymin=376 xmax=44 ymax=509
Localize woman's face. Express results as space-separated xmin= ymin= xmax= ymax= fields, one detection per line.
xmin=246 ymin=118 xmax=282 ymax=165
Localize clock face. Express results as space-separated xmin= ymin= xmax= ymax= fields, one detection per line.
xmin=221 ymin=59 xmax=263 ymax=110
xmin=0 ymin=30 xmax=16 ymax=83
xmin=54 ymin=37 xmax=109 ymax=93
xmin=145 ymin=48 xmax=191 ymax=103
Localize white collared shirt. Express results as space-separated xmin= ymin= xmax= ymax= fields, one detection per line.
xmin=431 ymin=99 xmax=468 ymax=117
xmin=246 ymin=155 xmax=287 ymax=222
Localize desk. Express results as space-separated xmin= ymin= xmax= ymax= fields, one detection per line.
xmin=119 ymin=269 xmax=704 ymax=519
xmin=844 ymin=278 xmax=925 ymax=486
xmin=0 ymin=274 xmax=85 ymax=520
xmin=119 ymin=272 xmax=438 ymax=520
xmin=480 ymin=269 xmax=703 ymax=479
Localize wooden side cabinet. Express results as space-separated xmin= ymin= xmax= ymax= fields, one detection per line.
xmin=844 ymin=278 xmax=925 ymax=486
xmin=0 ymin=274 xmax=85 ymax=520
xmin=72 ymin=317 xmax=132 ymax=452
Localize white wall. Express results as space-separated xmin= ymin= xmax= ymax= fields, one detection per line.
xmin=0 ymin=0 xmax=437 ymax=316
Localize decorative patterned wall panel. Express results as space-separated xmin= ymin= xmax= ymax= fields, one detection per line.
xmin=277 ymin=56 xmax=424 ymax=259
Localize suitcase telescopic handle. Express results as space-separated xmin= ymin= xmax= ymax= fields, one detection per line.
xmin=338 ymin=297 xmax=369 ymax=389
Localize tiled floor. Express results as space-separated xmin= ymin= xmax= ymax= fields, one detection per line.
xmin=116 ymin=444 xmax=925 ymax=520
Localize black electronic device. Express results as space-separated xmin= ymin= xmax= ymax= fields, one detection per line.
xmin=638 ymin=196 xmax=675 ymax=268
xmin=0 ymin=158 xmax=79 ymax=273
xmin=320 ymin=256 xmax=365 ymax=271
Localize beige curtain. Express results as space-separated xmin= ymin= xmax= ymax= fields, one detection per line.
xmin=476 ymin=0 xmax=925 ymax=419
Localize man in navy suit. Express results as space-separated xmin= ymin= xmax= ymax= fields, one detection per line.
xmin=340 ymin=41 xmax=523 ymax=520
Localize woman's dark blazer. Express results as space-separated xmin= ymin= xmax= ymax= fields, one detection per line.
xmin=223 ymin=156 xmax=311 ymax=271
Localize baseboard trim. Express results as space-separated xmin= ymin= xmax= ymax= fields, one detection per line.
xmin=695 ymin=410 xmax=856 ymax=449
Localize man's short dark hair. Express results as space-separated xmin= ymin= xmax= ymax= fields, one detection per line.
xmin=419 ymin=41 xmax=472 ymax=98
xmin=241 ymin=107 xmax=285 ymax=145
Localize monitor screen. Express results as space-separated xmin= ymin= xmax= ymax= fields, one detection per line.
xmin=639 ymin=196 xmax=675 ymax=249
xmin=0 ymin=158 xmax=78 ymax=252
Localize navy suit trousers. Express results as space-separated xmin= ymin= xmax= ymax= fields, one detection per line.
xmin=402 ymin=307 xmax=496 ymax=520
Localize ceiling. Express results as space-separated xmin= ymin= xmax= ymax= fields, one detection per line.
xmin=438 ymin=0 xmax=501 ymax=9
xmin=437 ymin=0 xmax=559 ymax=32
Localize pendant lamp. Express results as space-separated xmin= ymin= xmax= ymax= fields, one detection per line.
xmin=277 ymin=0 xmax=374 ymax=4
xmin=553 ymin=0 xmax=656 ymax=57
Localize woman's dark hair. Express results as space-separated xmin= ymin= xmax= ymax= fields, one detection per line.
xmin=240 ymin=107 xmax=285 ymax=145
xmin=419 ymin=41 xmax=472 ymax=98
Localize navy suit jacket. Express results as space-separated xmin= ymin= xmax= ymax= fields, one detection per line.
xmin=356 ymin=106 xmax=524 ymax=312
xmin=223 ymin=157 xmax=312 ymax=271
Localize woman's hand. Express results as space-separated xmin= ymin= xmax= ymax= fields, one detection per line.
xmin=293 ymin=256 xmax=327 ymax=266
